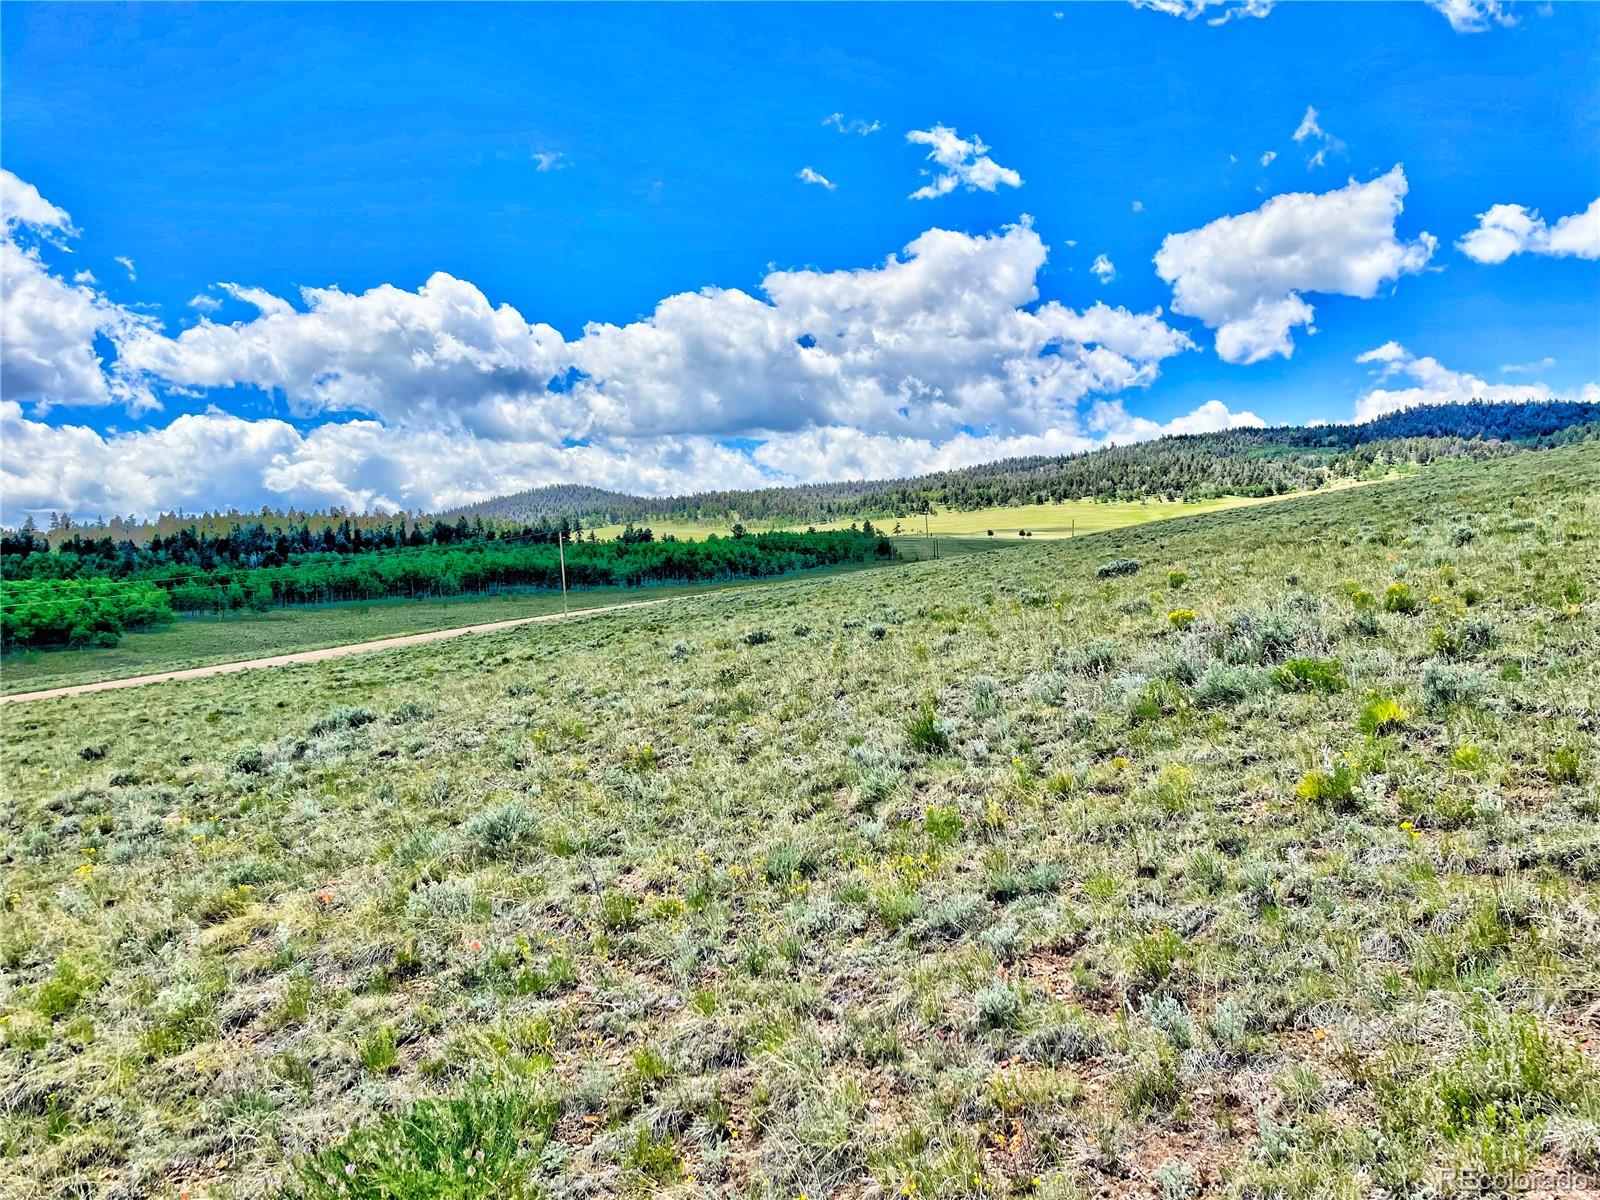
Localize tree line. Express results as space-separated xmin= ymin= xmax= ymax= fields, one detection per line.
xmin=0 ymin=513 xmax=598 ymax=582
xmin=0 ymin=530 xmax=892 ymax=647
xmin=1 ymin=578 xmax=174 ymax=651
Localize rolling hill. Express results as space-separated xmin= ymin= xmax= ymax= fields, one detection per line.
xmin=4 ymin=441 xmax=1598 ymax=1198
xmin=449 ymin=400 xmax=1600 ymax=528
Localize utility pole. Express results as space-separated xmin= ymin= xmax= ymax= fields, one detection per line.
xmin=557 ymin=530 xmax=569 ymax=615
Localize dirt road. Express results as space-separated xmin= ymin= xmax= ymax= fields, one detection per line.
xmin=0 ymin=596 xmax=674 ymax=705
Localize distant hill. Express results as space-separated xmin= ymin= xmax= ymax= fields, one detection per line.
xmin=449 ymin=400 xmax=1600 ymax=528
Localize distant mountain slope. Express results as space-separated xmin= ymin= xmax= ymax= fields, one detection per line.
xmin=450 ymin=401 xmax=1600 ymax=527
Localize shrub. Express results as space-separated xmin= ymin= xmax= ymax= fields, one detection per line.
xmin=1420 ymin=660 xmax=1488 ymax=710
xmin=1063 ymin=641 xmax=1114 ymax=678
xmin=389 ymin=699 xmax=434 ymax=725
xmin=1167 ymin=569 xmax=1189 ymax=589
xmin=1208 ymin=996 xmax=1250 ymax=1057
xmin=1384 ymin=581 xmax=1419 ymax=613
xmin=1224 ymin=610 xmax=1313 ymax=665
xmin=1026 ymin=670 xmax=1068 ymax=706
xmin=1272 ymin=657 xmax=1347 ymax=694
xmin=1192 ymin=663 xmax=1268 ymax=708
xmin=1141 ymin=993 xmax=1193 ymax=1049
xmin=741 ymin=628 xmax=774 ymax=646
xmin=230 ymin=746 xmax=269 ymax=775
xmin=1348 ymin=609 xmax=1382 ymax=638
xmin=1430 ymin=617 xmax=1497 ymax=658
xmin=308 ymin=706 xmax=376 ymax=737
xmin=973 ymin=980 xmax=1025 ymax=1031
xmin=1296 ymin=760 xmax=1360 ymax=811
xmin=462 ymin=803 xmax=541 ymax=861
xmin=1359 ymin=694 xmax=1411 ymax=735
xmin=967 ymin=675 xmax=1000 ymax=717
xmin=1096 ymin=558 xmax=1142 ymax=578
xmin=1167 ymin=609 xmax=1197 ymax=631
xmin=1155 ymin=1161 xmax=1199 ymax=1200
xmin=983 ymin=861 xmax=1064 ymax=901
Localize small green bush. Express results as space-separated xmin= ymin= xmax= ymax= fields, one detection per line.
xmin=1272 ymin=657 xmax=1347 ymax=694
xmin=1384 ymin=581 xmax=1419 ymax=613
xmin=229 ymin=746 xmax=269 ymax=775
xmin=308 ymin=706 xmax=377 ymax=737
xmin=1359 ymin=694 xmax=1411 ymax=735
xmin=973 ymin=980 xmax=1025 ymax=1031
xmin=1420 ymin=660 xmax=1488 ymax=710
xmin=1192 ymin=663 xmax=1268 ymax=707
xmin=1296 ymin=760 xmax=1360 ymax=811
xmin=462 ymin=803 xmax=541 ymax=861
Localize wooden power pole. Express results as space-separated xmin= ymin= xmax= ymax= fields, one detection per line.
xmin=558 ymin=531 xmax=570 ymax=615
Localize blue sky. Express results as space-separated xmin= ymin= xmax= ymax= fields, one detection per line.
xmin=2 ymin=1 xmax=1597 ymax=518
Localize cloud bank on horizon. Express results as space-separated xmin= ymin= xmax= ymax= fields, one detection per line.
xmin=1 ymin=1 xmax=1596 ymax=520
xmin=2 ymin=162 xmax=1595 ymax=520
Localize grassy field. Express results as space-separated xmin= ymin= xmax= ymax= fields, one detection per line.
xmin=3 ymin=445 xmax=1598 ymax=1200
xmin=588 ymin=483 xmax=1374 ymax=543
xmin=0 ymin=562 xmax=936 ymax=697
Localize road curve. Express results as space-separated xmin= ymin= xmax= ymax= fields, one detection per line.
xmin=0 ymin=596 xmax=676 ymax=705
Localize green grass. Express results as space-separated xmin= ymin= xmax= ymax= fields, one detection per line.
xmin=0 ymin=564 xmax=916 ymax=696
xmin=3 ymin=444 xmax=1598 ymax=1199
xmin=591 ymin=483 xmax=1374 ymax=543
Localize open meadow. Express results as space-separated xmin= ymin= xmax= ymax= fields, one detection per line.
xmin=0 ymin=568 xmax=921 ymax=699
xmin=586 ymin=489 xmax=1335 ymax=543
xmin=3 ymin=444 xmax=1599 ymax=1199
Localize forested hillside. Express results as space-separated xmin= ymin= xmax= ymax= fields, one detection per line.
xmin=450 ymin=401 xmax=1600 ymax=527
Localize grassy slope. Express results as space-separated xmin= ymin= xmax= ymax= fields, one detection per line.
xmin=0 ymin=563 xmax=928 ymax=697
xmin=3 ymin=446 xmax=1599 ymax=1199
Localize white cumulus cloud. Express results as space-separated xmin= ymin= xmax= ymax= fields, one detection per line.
xmin=822 ymin=113 xmax=882 ymax=136
xmin=1427 ymin=0 xmax=1517 ymax=33
xmin=0 ymin=169 xmax=157 ymax=413
xmin=905 ymin=125 xmax=1023 ymax=200
xmin=1291 ymin=105 xmax=1343 ymax=169
xmin=1128 ymin=0 xmax=1274 ymax=24
xmin=1353 ymin=341 xmax=1593 ymax=422
xmin=1091 ymin=254 xmax=1116 ymax=283
xmin=1457 ymin=197 xmax=1600 ymax=263
xmin=796 ymin=166 xmax=836 ymax=191
xmin=2 ymin=172 xmax=1231 ymax=519
xmin=1154 ymin=166 xmax=1436 ymax=364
